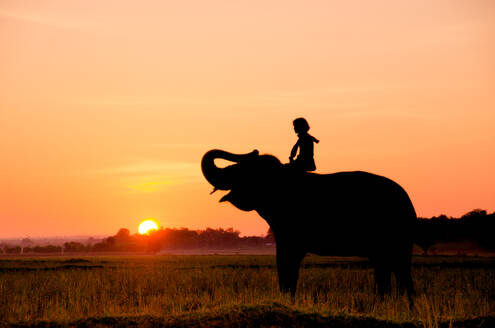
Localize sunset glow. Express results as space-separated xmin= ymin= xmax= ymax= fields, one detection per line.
xmin=138 ymin=219 xmax=158 ymax=235
xmin=0 ymin=1 xmax=493 ymax=238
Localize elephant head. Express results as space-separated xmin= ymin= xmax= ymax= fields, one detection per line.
xmin=201 ymin=149 xmax=283 ymax=212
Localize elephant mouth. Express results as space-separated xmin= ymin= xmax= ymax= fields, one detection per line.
xmin=210 ymin=187 xmax=232 ymax=203
xmin=219 ymin=191 xmax=232 ymax=203
xmin=218 ymin=189 xmax=253 ymax=212
xmin=218 ymin=190 xmax=234 ymax=203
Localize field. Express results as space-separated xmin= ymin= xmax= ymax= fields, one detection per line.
xmin=0 ymin=255 xmax=494 ymax=327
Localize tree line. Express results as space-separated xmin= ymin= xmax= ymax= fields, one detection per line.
xmin=89 ymin=227 xmax=275 ymax=253
xmin=416 ymin=209 xmax=495 ymax=254
xmin=0 ymin=227 xmax=275 ymax=254
xmin=1 ymin=209 xmax=493 ymax=255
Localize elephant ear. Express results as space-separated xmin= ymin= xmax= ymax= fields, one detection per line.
xmin=258 ymin=155 xmax=284 ymax=178
xmin=246 ymin=155 xmax=285 ymax=200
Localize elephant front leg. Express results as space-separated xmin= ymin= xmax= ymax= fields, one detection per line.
xmin=276 ymin=248 xmax=305 ymax=297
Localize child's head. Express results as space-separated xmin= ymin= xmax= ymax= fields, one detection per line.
xmin=293 ymin=117 xmax=310 ymax=134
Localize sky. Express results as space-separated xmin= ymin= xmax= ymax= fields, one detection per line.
xmin=1 ymin=0 xmax=494 ymax=238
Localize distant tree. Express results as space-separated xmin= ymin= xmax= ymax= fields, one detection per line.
xmin=115 ymin=228 xmax=131 ymax=242
xmin=64 ymin=242 xmax=87 ymax=252
xmin=92 ymin=236 xmax=117 ymax=251
xmin=6 ymin=246 xmax=21 ymax=254
xmin=23 ymin=246 xmax=33 ymax=253
xmin=20 ymin=238 xmax=34 ymax=255
xmin=33 ymin=245 xmax=62 ymax=253
xmin=91 ymin=242 xmax=109 ymax=252
xmin=416 ymin=209 xmax=495 ymax=253
xmin=461 ymin=209 xmax=487 ymax=219
xmin=21 ymin=238 xmax=33 ymax=246
xmin=199 ymin=228 xmax=241 ymax=248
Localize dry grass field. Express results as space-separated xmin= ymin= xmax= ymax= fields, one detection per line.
xmin=0 ymin=255 xmax=493 ymax=327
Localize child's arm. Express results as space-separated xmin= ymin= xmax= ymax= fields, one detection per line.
xmin=289 ymin=141 xmax=299 ymax=162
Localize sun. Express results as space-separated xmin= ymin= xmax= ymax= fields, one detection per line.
xmin=138 ymin=219 xmax=159 ymax=235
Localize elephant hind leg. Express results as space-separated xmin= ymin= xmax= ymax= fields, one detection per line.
xmin=394 ymin=265 xmax=415 ymax=307
xmin=373 ymin=266 xmax=391 ymax=296
xmin=390 ymin=245 xmax=415 ymax=296
xmin=394 ymin=269 xmax=415 ymax=296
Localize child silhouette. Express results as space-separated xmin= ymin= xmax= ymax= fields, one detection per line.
xmin=289 ymin=117 xmax=319 ymax=171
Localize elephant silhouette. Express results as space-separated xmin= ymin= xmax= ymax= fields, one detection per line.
xmin=201 ymin=149 xmax=416 ymax=298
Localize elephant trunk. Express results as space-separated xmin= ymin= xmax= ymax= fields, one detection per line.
xmin=201 ymin=149 xmax=259 ymax=190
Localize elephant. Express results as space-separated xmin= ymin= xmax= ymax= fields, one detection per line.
xmin=201 ymin=149 xmax=417 ymax=298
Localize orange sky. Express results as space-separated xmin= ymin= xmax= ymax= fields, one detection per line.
xmin=1 ymin=0 xmax=494 ymax=238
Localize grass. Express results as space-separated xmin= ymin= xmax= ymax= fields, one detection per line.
xmin=0 ymin=255 xmax=493 ymax=327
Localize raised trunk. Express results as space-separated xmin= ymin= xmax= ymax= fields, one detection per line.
xmin=201 ymin=149 xmax=258 ymax=190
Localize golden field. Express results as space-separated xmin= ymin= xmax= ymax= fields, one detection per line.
xmin=0 ymin=255 xmax=493 ymax=327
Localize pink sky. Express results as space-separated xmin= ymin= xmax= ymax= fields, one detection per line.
xmin=1 ymin=0 xmax=494 ymax=237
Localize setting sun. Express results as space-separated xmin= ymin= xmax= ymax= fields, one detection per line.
xmin=138 ymin=219 xmax=158 ymax=235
